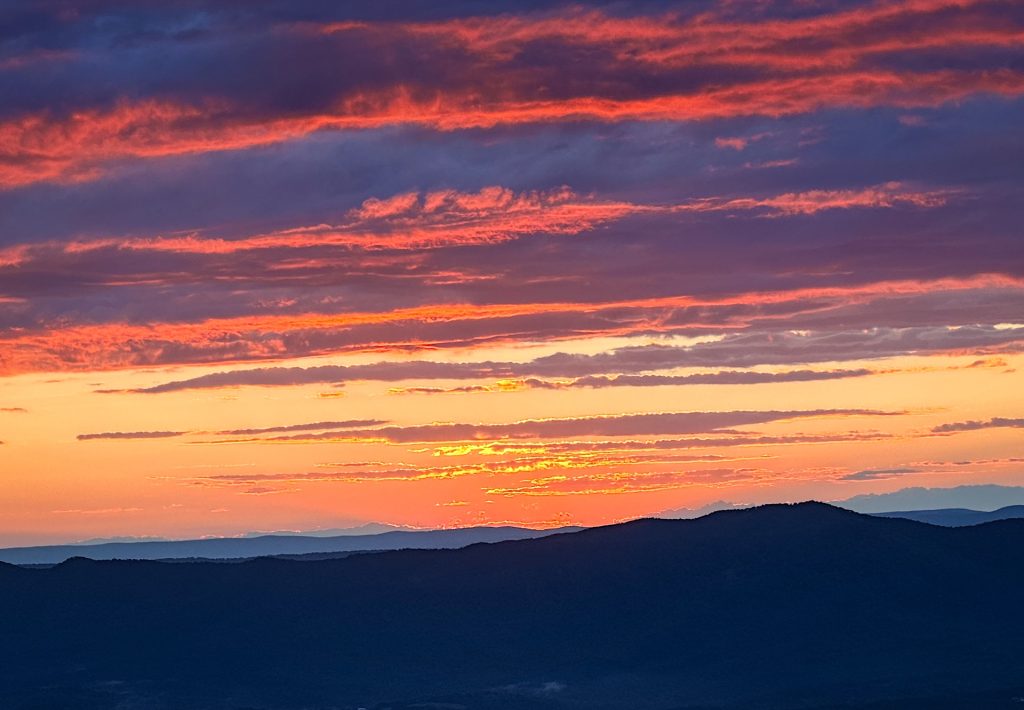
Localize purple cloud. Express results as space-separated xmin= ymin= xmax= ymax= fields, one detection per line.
xmin=77 ymin=430 xmax=186 ymax=441
xmin=932 ymin=417 xmax=1024 ymax=433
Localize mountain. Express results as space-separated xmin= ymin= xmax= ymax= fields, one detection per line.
xmin=71 ymin=535 xmax=169 ymax=544
xmin=655 ymin=485 xmax=1024 ymax=520
xmin=238 ymin=522 xmax=411 ymax=537
xmin=837 ymin=484 xmax=1024 ymax=514
xmin=875 ymin=505 xmax=1024 ymax=527
xmin=0 ymin=525 xmax=580 ymax=565
xmin=1 ymin=503 xmax=1022 ymax=709
xmin=657 ymin=500 xmax=752 ymax=518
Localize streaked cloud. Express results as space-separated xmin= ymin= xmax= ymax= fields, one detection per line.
xmin=932 ymin=417 xmax=1024 ymax=433
xmin=389 ymin=368 xmax=874 ymax=394
xmin=215 ymin=419 xmax=387 ymax=436
xmin=3 ymin=1 xmax=1022 ymax=188
xmin=119 ymin=323 xmax=1023 ymax=394
xmin=210 ymin=409 xmax=895 ymax=445
xmin=841 ymin=467 xmax=923 ymax=481
xmin=428 ymin=432 xmax=896 ymax=457
xmin=76 ymin=430 xmax=186 ymax=441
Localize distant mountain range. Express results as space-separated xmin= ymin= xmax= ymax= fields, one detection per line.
xmin=874 ymin=505 xmax=1024 ymax=527
xmin=7 ymin=484 xmax=1024 ymax=565
xmin=236 ymin=522 xmax=413 ymax=538
xmin=836 ymin=484 xmax=1024 ymax=514
xmin=0 ymin=525 xmax=580 ymax=565
xmin=70 ymin=523 xmax=411 ymax=545
xmin=658 ymin=484 xmax=1024 ymax=519
xmin=1 ymin=503 xmax=1022 ymax=709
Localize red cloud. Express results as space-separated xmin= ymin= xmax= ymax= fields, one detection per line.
xmin=2 ymin=0 xmax=1022 ymax=188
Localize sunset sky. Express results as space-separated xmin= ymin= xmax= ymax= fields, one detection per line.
xmin=1 ymin=0 xmax=1022 ymax=546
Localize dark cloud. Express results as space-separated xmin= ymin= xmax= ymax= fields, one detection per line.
xmin=234 ymin=409 xmax=895 ymax=444
xmin=535 ymin=368 xmax=873 ymax=389
xmin=391 ymin=368 xmax=874 ymax=394
xmin=216 ymin=419 xmax=387 ymax=436
xmin=131 ymin=362 xmax=498 ymax=393
xmin=932 ymin=417 xmax=1024 ymax=433
xmin=841 ymin=467 xmax=922 ymax=481
xmin=76 ymin=430 xmax=185 ymax=441
xmin=123 ymin=325 xmax=1023 ymax=394
xmin=0 ymin=0 xmax=1021 ymax=195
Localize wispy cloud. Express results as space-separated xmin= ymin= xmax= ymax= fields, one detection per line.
xmin=77 ymin=430 xmax=186 ymax=441
xmin=206 ymin=409 xmax=896 ymax=445
xmin=4 ymin=0 xmax=1022 ymax=189
xmin=215 ymin=419 xmax=387 ymax=436
xmin=117 ymin=320 xmax=1023 ymax=394
xmin=932 ymin=417 xmax=1024 ymax=433
xmin=841 ymin=467 xmax=923 ymax=481
xmin=389 ymin=369 xmax=874 ymax=395
xmin=429 ymin=432 xmax=896 ymax=457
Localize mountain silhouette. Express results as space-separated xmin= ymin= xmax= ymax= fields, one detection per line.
xmin=875 ymin=505 xmax=1024 ymax=527
xmin=0 ymin=524 xmax=581 ymax=565
xmin=1 ymin=503 xmax=1022 ymax=709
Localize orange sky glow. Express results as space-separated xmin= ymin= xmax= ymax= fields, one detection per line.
xmin=1 ymin=0 xmax=1022 ymax=545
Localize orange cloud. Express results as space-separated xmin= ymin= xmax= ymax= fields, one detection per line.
xmin=318 ymin=0 xmax=1022 ymax=73
xmin=0 ymin=182 xmax=951 ymax=268
xmin=2 ymin=0 xmax=1022 ymax=188
xmin=675 ymin=181 xmax=952 ymax=216
xmin=2 ymin=69 xmax=1021 ymax=188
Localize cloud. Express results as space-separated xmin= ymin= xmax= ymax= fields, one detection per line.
xmin=428 ymin=432 xmax=896 ymax=457
xmin=3 ymin=186 xmax=638 ymax=260
xmin=76 ymin=430 xmax=186 ymax=441
xmin=215 ymin=419 xmax=387 ymax=436
xmin=120 ymin=321 xmax=1024 ymax=394
xmin=0 ymin=182 xmax=947 ymax=277
xmin=483 ymin=468 xmax=758 ymax=497
xmin=0 ymin=407 xmax=27 ymax=413
xmin=199 ymin=452 xmax=743 ymax=486
xmin=389 ymin=368 xmax=875 ymax=394
xmin=129 ymin=361 xmax=501 ymax=394
xmin=565 ymin=368 xmax=875 ymax=388
xmin=3 ymin=1 xmax=1022 ymax=188
xmin=50 ymin=507 xmax=144 ymax=515
xmin=215 ymin=409 xmax=895 ymax=445
xmin=841 ymin=467 xmax=923 ymax=481
xmin=240 ymin=486 xmax=292 ymax=496
xmin=674 ymin=182 xmax=951 ymax=217
xmin=931 ymin=417 xmax=1024 ymax=433
xmin=196 ymin=462 xmax=766 ymax=495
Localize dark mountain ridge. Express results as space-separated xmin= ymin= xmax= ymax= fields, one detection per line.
xmin=873 ymin=504 xmax=1024 ymax=527
xmin=1 ymin=503 xmax=1022 ymax=709
xmin=0 ymin=524 xmax=581 ymax=565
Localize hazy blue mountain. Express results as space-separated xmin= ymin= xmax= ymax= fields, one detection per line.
xmin=656 ymin=485 xmax=1024 ymax=520
xmin=238 ymin=522 xmax=411 ymax=537
xmin=0 ymin=525 xmax=580 ymax=565
xmin=70 ymin=535 xmax=169 ymax=544
xmin=54 ymin=524 xmax=405 ymax=547
xmin=837 ymin=484 xmax=1024 ymax=514
xmin=1 ymin=503 xmax=1022 ymax=709
xmin=874 ymin=505 xmax=1024 ymax=527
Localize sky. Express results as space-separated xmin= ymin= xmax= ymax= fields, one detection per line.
xmin=0 ymin=0 xmax=1022 ymax=546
